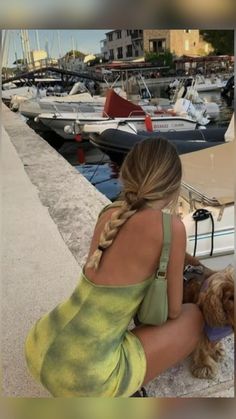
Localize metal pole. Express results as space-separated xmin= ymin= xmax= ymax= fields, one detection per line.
xmin=11 ymin=30 xmax=19 ymax=71
xmin=1 ymin=30 xmax=8 ymax=77
xmin=20 ymin=29 xmax=26 ymax=66
xmin=35 ymin=30 xmax=40 ymax=50
xmin=25 ymin=30 xmax=31 ymax=67
xmin=57 ymin=30 xmax=62 ymax=59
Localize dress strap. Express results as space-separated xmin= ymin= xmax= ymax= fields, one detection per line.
xmin=156 ymin=212 xmax=172 ymax=279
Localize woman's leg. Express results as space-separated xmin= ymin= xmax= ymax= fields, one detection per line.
xmin=132 ymin=303 xmax=204 ymax=385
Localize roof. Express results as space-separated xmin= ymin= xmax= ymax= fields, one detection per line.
xmin=180 ymin=141 xmax=235 ymax=206
xmin=174 ymin=55 xmax=234 ymax=63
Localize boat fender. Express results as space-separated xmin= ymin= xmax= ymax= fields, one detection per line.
xmin=145 ymin=114 xmax=153 ymax=132
xmin=192 ymin=209 xmax=215 ymax=257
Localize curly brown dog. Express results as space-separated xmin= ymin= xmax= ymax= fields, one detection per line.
xmin=184 ymin=253 xmax=234 ymax=379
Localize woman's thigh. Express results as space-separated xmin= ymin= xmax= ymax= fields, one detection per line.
xmin=132 ymin=303 xmax=204 ymax=385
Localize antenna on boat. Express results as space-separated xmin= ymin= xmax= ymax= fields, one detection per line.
xmin=138 ymin=73 xmax=152 ymax=99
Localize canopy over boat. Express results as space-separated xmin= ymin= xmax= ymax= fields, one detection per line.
xmin=180 ymin=141 xmax=235 ymax=206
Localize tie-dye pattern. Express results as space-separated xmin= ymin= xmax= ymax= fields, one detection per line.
xmin=25 ymin=271 xmax=154 ymax=397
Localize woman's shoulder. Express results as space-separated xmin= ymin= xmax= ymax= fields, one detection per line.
xmin=171 ymin=213 xmax=186 ymax=235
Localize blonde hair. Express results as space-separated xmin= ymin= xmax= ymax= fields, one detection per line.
xmin=87 ymin=137 xmax=182 ymax=270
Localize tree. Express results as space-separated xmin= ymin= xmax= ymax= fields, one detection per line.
xmin=200 ymin=30 xmax=234 ymax=55
xmin=64 ymin=50 xmax=86 ymax=60
xmin=13 ymin=58 xmax=25 ymax=65
xmin=145 ymin=49 xmax=174 ymax=67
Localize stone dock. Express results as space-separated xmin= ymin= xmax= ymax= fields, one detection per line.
xmin=1 ymin=103 xmax=234 ymax=397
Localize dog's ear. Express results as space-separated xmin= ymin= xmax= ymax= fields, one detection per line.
xmin=222 ymin=273 xmax=234 ymax=329
xmin=184 ymin=253 xmax=200 ymax=267
xmin=198 ymin=274 xmax=234 ymax=328
xmin=223 ymin=264 xmax=235 ymax=279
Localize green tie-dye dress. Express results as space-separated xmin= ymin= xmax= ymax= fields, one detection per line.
xmin=25 ymin=269 xmax=155 ymax=397
xmin=25 ymin=203 xmax=170 ymax=397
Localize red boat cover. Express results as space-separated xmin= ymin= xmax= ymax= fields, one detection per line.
xmin=103 ymin=89 xmax=145 ymax=118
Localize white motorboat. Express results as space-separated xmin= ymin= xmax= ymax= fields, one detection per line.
xmin=178 ymin=122 xmax=234 ymax=264
xmin=194 ymin=74 xmax=227 ymax=92
xmin=37 ymin=90 xmax=209 ymax=140
xmin=10 ymin=89 xmax=47 ymax=111
xmin=169 ymin=75 xmax=227 ymax=94
xmin=19 ymin=92 xmax=105 ymax=119
xmin=2 ymin=85 xmax=39 ymax=105
xmin=2 ymin=76 xmax=62 ymax=107
xmin=19 ymin=83 xmax=128 ymax=119
xmin=15 ymin=81 xmax=102 ymax=115
xmin=172 ymin=81 xmax=220 ymax=120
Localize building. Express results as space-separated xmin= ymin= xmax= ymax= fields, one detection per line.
xmin=100 ymin=30 xmax=143 ymax=61
xmin=100 ymin=30 xmax=212 ymax=61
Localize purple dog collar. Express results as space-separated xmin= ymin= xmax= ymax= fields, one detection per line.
xmin=204 ymin=324 xmax=233 ymax=341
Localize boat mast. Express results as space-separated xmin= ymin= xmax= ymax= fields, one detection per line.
xmin=35 ymin=30 xmax=40 ymax=50
xmin=12 ymin=31 xmax=19 ymax=69
xmin=24 ymin=30 xmax=31 ymax=66
xmin=20 ymin=29 xmax=26 ymax=66
xmin=20 ymin=30 xmax=31 ymax=69
xmin=57 ymin=30 xmax=62 ymax=59
xmin=0 ymin=30 xmax=7 ymax=70
xmin=1 ymin=30 xmax=9 ymax=77
xmin=71 ymin=35 xmax=75 ymax=59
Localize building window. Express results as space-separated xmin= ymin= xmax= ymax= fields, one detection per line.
xmin=149 ymin=39 xmax=166 ymax=53
xmin=109 ymin=49 xmax=114 ymax=60
xmin=135 ymin=50 xmax=139 ymax=57
xmin=108 ymin=33 xmax=113 ymax=42
xmin=193 ymin=42 xmax=196 ymax=46
xmin=126 ymin=44 xmax=133 ymax=57
xmin=185 ymin=40 xmax=189 ymax=51
xmin=116 ymin=30 xmax=122 ymax=39
xmin=127 ymin=30 xmax=131 ymax=36
xmin=117 ymin=47 xmax=123 ymax=59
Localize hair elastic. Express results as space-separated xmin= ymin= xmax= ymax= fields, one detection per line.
xmin=98 ymin=245 xmax=105 ymax=252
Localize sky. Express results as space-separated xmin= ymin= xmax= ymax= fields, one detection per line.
xmin=3 ymin=30 xmax=109 ymax=66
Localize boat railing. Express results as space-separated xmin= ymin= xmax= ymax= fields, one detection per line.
xmin=128 ymin=110 xmax=146 ymax=117
xmin=181 ymin=182 xmax=225 ymax=208
xmin=51 ymin=104 xmax=63 ymax=116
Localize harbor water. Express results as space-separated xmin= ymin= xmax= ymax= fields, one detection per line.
xmin=24 ymin=89 xmax=234 ymax=201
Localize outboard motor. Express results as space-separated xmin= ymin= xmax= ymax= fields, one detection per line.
xmin=221 ymin=76 xmax=234 ymax=98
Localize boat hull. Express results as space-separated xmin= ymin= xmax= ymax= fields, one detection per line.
xmin=38 ymin=114 xmax=197 ymax=140
xmin=88 ymin=127 xmax=226 ymax=166
xmin=183 ymin=206 xmax=234 ymax=259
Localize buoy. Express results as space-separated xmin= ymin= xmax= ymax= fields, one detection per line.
xmin=75 ymin=134 xmax=82 ymax=142
xmin=145 ymin=114 xmax=153 ymax=132
xmin=77 ymin=148 xmax=85 ymax=164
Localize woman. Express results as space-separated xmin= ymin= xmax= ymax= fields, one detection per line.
xmin=25 ymin=137 xmax=204 ymax=397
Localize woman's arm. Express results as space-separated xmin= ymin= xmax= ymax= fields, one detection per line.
xmin=166 ymin=215 xmax=186 ymax=319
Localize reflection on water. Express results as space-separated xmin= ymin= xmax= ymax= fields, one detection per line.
xmin=76 ymin=163 xmax=122 ymax=201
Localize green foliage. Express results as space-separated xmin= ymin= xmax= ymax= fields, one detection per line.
xmin=145 ymin=49 xmax=174 ymax=67
xmin=65 ymin=50 xmax=86 ymax=59
xmin=13 ymin=58 xmax=25 ymax=65
xmin=87 ymin=57 xmax=101 ymax=66
xmin=200 ymin=30 xmax=234 ymax=55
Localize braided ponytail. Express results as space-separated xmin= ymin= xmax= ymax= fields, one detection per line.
xmin=86 ymin=201 xmax=137 ymax=270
